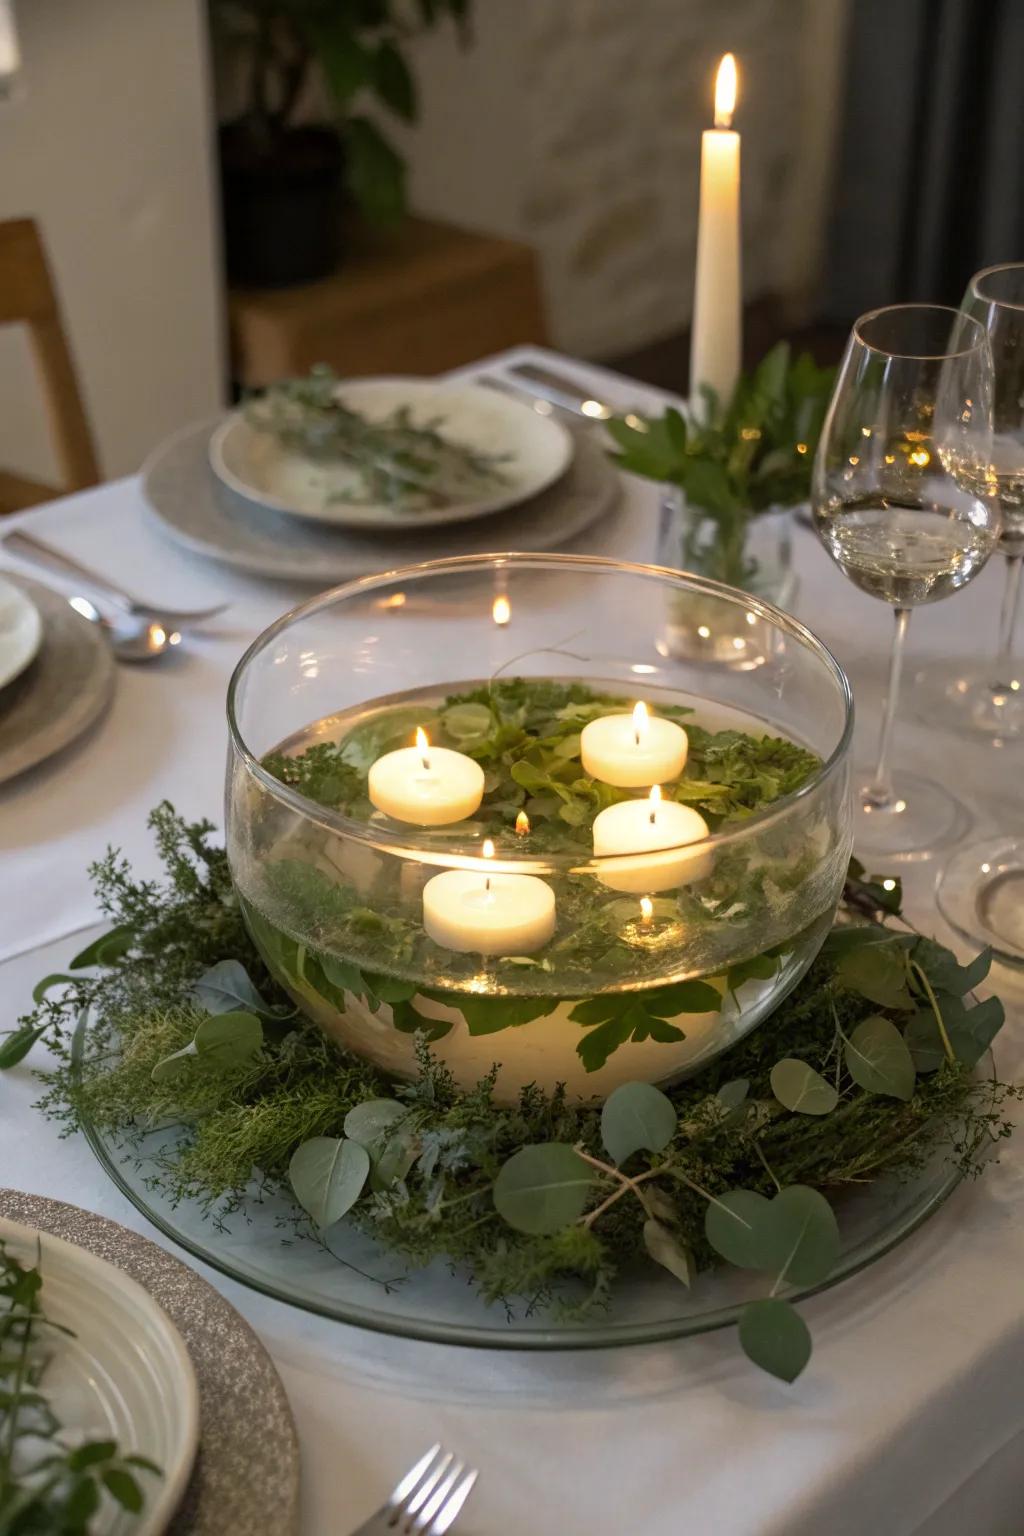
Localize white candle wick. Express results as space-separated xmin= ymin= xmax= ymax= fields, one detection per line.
xmin=482 ymin=837 xmax=495 ymax=893
xmin=632 ymin=700 xmax=648 ymax=748
xmin=416 ymin=726 xmax=431 ymax=772
xmin=714 ymin=51 xmax=737 ymax=129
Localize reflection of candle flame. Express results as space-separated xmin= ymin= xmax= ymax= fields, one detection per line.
xmin=714 ymin=52 xmax=737 ymax=129
xmin=640 ymin=896 xmax=653 ymax=925
xmin=649 ymin=783 xmax=662 ymax=824
xmin=632 ymin=700 xmax=649 ymax=746
xmin=416 ymin=726 xmax=430 ymax=770
xmin=482 ymin=836 xmax=495 ymax=892
xmin=515 ymin=811 xmax=530 ymax=837
xmin=492 ymin=595 xmax=511 ymax=626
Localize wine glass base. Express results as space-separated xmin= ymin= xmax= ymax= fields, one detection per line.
xmin=937 ymin=837 xmax=1024 ymax=964
xmin=911 ymin=659 xmax=1024 ymax=740
xmin=854 ymin=769 xmax=971 ymax=862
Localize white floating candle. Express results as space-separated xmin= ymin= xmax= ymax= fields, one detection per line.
xmin=368 ymin=727 xmax=484 ymax=827
xmin=592 ymin=785 xmax=711 ymax=892
xmin=580 ymin=702 xmax=688 ymax=788
xmin=423 ymin=839 xmax=556 ymax=955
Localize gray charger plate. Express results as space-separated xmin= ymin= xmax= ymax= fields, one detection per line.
xmin=0 ymin=576 xmax=115 ymax=786
xmin=142 ymin=418 xmax=619 ymax=583
xmin=0 ymin=1189 xmax=300 ymax=1536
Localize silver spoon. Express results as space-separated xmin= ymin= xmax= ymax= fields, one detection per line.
xmin=1 ymin=529 xmax=229 ymax=627
xmin=69 ymin=594 xmax=184 ymax=663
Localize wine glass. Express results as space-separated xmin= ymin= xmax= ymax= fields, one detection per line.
xmin=812 ymin=303 xmax=999 ymax=859
xmin=915 ymin=263 xmax=1024 ymax=737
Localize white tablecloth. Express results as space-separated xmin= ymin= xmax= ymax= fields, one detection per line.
xmin=1 ymin=346 xmax=1022 ymax=1536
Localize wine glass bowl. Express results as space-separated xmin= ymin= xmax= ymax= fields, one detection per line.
xmin=812 ymin=304 xmax=999 ymax=857
xmin=225 ymin=554 xmax=854 ymax=1102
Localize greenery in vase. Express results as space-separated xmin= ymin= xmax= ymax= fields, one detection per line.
xmin=0 ymin=1244 xmax=160 ymax=1532
xmin=607 ymin=343 xmax=836 ymax=588
xmin=210 ymin=0 xmax=471 ymax=222
xmin=4 ymin=808 xmax=1017 ymax=1383
xmin=253 ymin=677 xmax=829 ymax=1061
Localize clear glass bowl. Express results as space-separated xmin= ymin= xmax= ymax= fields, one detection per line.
xmin=226 ymin=554 xmax=854 ymax=1101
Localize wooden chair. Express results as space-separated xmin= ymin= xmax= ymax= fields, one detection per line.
xmin=0 ymin=218 xmax=100 ymax=514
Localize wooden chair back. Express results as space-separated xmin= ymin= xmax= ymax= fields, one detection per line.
xmin=0 ymin=218 xmax=100 ymax=513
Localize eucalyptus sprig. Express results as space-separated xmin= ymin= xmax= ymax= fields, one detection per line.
xmin=0 ymin=1243 xmax=159 ymax=1533
xmin=607 ymin=343 xmax=836 ymax=586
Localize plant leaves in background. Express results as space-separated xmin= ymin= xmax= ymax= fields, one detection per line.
xmin=770 ymin=1058 xmax=839 ymax=1116
xmin=493 ymin=1144 xmax=593 ymax=1234
xmin=375 ymin=39 xmax=417 ymax=121
xmin=69 ymin=925 xmax=133 ymax=970
xmin=192 ymin=959 xmax=277 ymax=1019
xmin=643 ymin=1218 xmax=695 ymax=1287
xmin=0 ymin=1023 xmax=50 ymax=1070
xmin=289 ymin=1137 xmax=370 ymax=1229
xmin=345 ymin=115 xmax=406 ymax=224
xmin=844 ymin=1015 xmax=916 ymax=1100
xmin=600 ymin=1081 xmax=677 ymax=1165
xmin=738 ymin=1298 xmax=812 ymax=1382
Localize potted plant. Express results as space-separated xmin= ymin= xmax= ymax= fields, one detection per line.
xmin=210 ymin=0 xmax=471 ymax=288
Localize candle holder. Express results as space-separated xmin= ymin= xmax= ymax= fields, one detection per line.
xmin=226 ymin=553 xmax=853 ymax=1102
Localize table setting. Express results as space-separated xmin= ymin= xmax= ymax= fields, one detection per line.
xmin=2 ymin=50 xmax=1024 ymax=1536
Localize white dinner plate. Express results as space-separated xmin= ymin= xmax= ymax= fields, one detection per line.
xmin=208 ymin=377 xmax=574 ymax=530
xmin=0 ymin=571 xmax=43 ymax=690
xmin=0 ymin=1215 xmax=199 ymax=1536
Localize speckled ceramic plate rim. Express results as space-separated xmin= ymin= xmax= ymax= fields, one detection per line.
xmin=0 ymin=1190 xmax=300 ymax=1536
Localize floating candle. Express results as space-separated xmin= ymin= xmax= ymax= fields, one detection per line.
xmin=368 ymin=727 xmax=484 ymax=826
xmin=580 ymin=702 xmax=688 ymax=788
xmin=422 ymin=839 xmax=556 ymax=955
xmin=592 ymin=785 xmax=711 ymax=892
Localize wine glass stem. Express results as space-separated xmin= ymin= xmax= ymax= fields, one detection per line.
xmin=867 ymin=606 xmax=911 ymax=811
xmin=995 ymin=552 xmax=1022 ymax=666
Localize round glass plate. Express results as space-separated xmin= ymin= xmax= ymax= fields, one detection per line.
xmin=80 ymin=1097 xmax=968 ymax=1353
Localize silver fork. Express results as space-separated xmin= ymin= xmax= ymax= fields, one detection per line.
xmin=1 ymin=529 xmax=229 ymax=627
xmin=355 ymin=1444 xmax=479 ymax=1536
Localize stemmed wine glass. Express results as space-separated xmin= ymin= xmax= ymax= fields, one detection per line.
xmin=915 ymin=263 xmax=1024 ymax=738
xmin=812 ymin=304 xmax=999 ymax=859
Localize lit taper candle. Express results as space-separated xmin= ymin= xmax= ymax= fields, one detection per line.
xmin=690 ymin=52 xmax=742 ymax=410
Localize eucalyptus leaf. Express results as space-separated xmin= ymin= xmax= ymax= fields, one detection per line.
xmin=717 ymin=1079 xmax=750 ymax=1112
xmin=192 ymin=959 xmax=277 ymax=1019
xmin=844 ymin=1015 xmax=916 ymax=1100
xmin=600 ymin=1082 xmax=676 ymax=1165
xmin=767 ymin=1185 xmax=840 ymax=1286
xmin=704 ymin=1189 xmax=773 ymax=1269
xmin=344 ymin=1098 xmax=407 ymax=1147
xmin=642 ymin=1218 xmax=695 ymax=1287
xmin=289 ymin=1137 xmax=370 ymax=1229
xmin=738 ymin=1298 xmax=812 ymax=1382
xmin=837 ymin=942 xmax=913 ymax=1009
xmin=492 ymin=1144 xmax=593 ymax=1234
xmin=440 ymin=702 xmax=493 ymax=742
xmin=770 ymin=1058 xmax=838 ymax=1116
xmin=193 ymin=1011 xmax=263 ymax=1071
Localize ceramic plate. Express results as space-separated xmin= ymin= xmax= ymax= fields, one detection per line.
xmin=208 ymin=377 xmax=574 ymax=529
xmin=0 ymin=571 xmax=43 ymax=691
xmin=144 ymin=419 xmax=619 ymax=584
xmin=0 ymin=1214 xmax=199 ymax=1536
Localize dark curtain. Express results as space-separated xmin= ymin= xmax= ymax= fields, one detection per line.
xmin=824 ymin=0 xmax=1024 ymax=320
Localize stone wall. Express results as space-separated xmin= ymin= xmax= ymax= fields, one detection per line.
xmin=396 ymin=0 xmax=849 ymax=357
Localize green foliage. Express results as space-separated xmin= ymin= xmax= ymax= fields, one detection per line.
xmin=209 ymin=0 xmax=472 ymax=224
xmin=11 ymin=806 xmax=1019 ymax=1385
xmin=608 ymin=343 xmax=836 ymax=586
xmin=738 ymin=1298 xmax=812 ymax=1382
xmin=769 ymin=1058 xmax=839 ymax=1116
xmin=844 ymin=1015 xmax=916 ymax=1101
xmin=0 ymin=1242 xmax=160 ymax=1531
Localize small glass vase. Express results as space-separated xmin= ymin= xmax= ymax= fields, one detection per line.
xmin=657 ymin=487 xmax=797 ymax=605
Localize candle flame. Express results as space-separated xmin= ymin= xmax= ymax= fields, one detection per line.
xmin=649 ymin=783 xmax=662 ymax=823
xmin=416 ymin=726 xmax=430 ymax=769
xmin=492 ymin=595 xmax=511 ymax=626
xmin=714 ymin=52 xmax=737 ymax=128
xmin=482 ymin=838 xmax=495 ymax=860
xmin=632 ymin=700 xmax=649 ymax=745
xmin=640 ymin=896 xmax=654 ymax=923
xmin=515 ymin=811 xmax=530 ymax=837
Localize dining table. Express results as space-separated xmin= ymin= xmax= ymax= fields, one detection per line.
xmin=1 ymin=344 xmax=1022 ymax=1536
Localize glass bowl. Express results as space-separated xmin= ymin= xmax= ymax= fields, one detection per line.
xmin=226 ymin=553 xmax=853 ymax=1101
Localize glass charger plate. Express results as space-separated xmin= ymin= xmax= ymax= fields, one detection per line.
xmin=80 ymin=1107 xmax=966 ymax=1353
